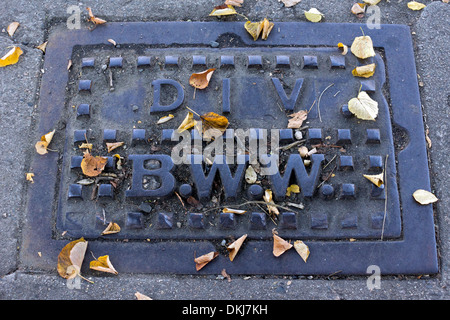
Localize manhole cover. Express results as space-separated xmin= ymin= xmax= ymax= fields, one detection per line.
xmin=22 ymin=22 xmax=438 ymax=275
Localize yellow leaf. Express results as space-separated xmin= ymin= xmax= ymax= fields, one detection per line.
xmin=177 ymin=112 xmax=196 ymax=133
xmin=293 ymin=240 xmax=310 ymax=262
xmin=413 ymin=189 xmax=438 ymax=205
xmin=272 ymin=232 xmax=292 ymax=257
xmin=223 ymin=208 xmax=247 ymax=214
xmin=0 ymin=46 xmax=23 ymax=67
xmin=261 ymin=18 xmax=274 ymax=40
xmin=351 ymin=35 xmax=376 ymax=59
xmin=209 ymin=4 xmax=237 ymax=16
xmin=106 ymin=141 xmax=124 ymax=153
xmin=101 ymin=222 xmax=121 ymax=235
xmin=245 ymin=165 xmax=257 ymax=184
xmin=197 ymin=111 xmax=229 ymax=141
xmin=287 ymin=110 xmax=308 ymax=129
xmin=348 ymin=91 xmax=378 ymax=121
xmin=351 ymin=3 xmax=366 ymax=17
xmin=244 ymin=20 xmax=263 ymax=41
xmin=189 ymin=68 xmax=216 ymax=89
xmin=86 ymin=7 xmax=107 ymax=24
xmin=407 ymin=1 xmax=426 ymax=10
xmin=57 ymin=238 xmax=88 ymax=279
xmin=36 ymin=41 xmax=48 ymax=53
xmin=227 ymin=234 xmax=247 ymax=261
xmin=352 ymin=63 xmax=376 ymax=78
xmin=80 ymin=151 xmax=108 ymax=177
xmin=78 ymin=143 xmax=93 ymax=150
xmin=304 ymin=8 xmax=324 ymax=22
xmin=263 ymin=189 xmax=279 ymax=216
xmin=194 ymin=251 xmax=218 ymax=271
xmin=7 ymin=22 xmax=20 ymax=37
xmin=363 ymin=173 xmax=384 ymax=187
xmin=26 ymin=173 xmax=35 ymax=183
xmin=35 ymin=129 xmax=55 ymax=155
xmin=90 ymin=255 xmax=118 ymax=274
xmin=337 ymin=42 xmax=348 ymax=55
xmin=157 ymin=114 xmax=174 ymax=124
xmin=286 ymin=184 xmax=300 ymax=197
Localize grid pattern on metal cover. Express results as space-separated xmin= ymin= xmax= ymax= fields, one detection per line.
xmin=23 ymin=22 xmax=437 ymax=275
xmin=58 ymin=46 xmax=400 ymax=241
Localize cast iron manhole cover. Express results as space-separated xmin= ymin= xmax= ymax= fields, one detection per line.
xmin=22 ymin=22 xmax=438 ymax=275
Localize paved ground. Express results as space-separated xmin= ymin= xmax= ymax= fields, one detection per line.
xmin=0 ymin=0 xmax=448 ymax=301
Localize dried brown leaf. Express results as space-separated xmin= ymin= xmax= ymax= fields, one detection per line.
xmin=80 ymin=151 xmax=108 ymax=177
xmin=273 ymin=233 xmax=293 ymax=257
xmin=287 ymin=110 xmax=308 ymax=129
xmin=195 ymin=251 xmax=218 ymax=271
xmin=189 ymin=68 xmax=216 ymax=89
xmin=227 ymin=234 xmax=247 ymax=261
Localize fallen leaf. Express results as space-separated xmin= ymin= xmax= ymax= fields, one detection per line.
xmin=337 ymin=42 xmax=348 ymax=55
xmin=245 ymin=165 xmax=257 ymax=184
xmin=225 ymin=0 xmax=243 ymax=7
xmin=352 ymin=63 xmax=376 ymax=78
xmin=351 ymin=35 xmax=376 ymax=59
xmin=86 ymin=7 xmax=107 ymax=25
xmin=107 ymin=39 xmax=117 ymax=46
xmin=177 ymin=112 xmax=196 ymax=133
xmin=223 ymin=208 xmax=247 ymax=214
xmin=413 ymin=189 xmax=438 ymax=205
xmin=280 ymin=0 xmax=302 ymax=8
xmin=273 ymin=233 xmax=293 ymax=257
xmin=407 ymin=1 xmax=426 ymax=10
xmin=157 ymin=114 xmax=175 ymax=124
xmin=304 ymin=8 xmax=324 ymax=22
xmin=195 ymin=251 xmax=218 ymax=271
xmin=36 ymin=41 xmax=48 ymax=53
xmin=26 ymin=173 xmax=34 ymax=183
xmin=348 ymin=91 xmax=378 ymax=121
xmin=80 ymin=151 xmax=108 ymax=177
xmin=90 ymin=255 xmax=118 ymax=274
xmin=293 ymin=240 xmax=310 ymax=262
xmin=227 ymin=234 xmax=248 ymax=261
xmin=363 ymin=0 xmax=381 ymax=5
xmin=351 ymin=3 xmax=366 ymax=18
xmin=244 ymin=21 xmax=263 ymax=41
xmin=425 ymin=129 xmax=432 ymax=148
xmin=363 ymin=173 xmax=384 ymax=187
xmin=106 ymin=141 xmax=124 ymax=153
xmin=35 ymin=129 xmax=55 ymax=155
xmin=101 ymin=222 xmax=121 ymax=235
xmin=78 ymin=143 xmax=93 ymax=150
xmin=189 ymin=68 xmax=216 ymax=89
xmin=197 ymin=111 xmax=229 ymax=140
xmin=261 ymin=18 xmax=274 ymax=40
xmin=209 ymin=4 xmax=237 ymax=16
xmin=7 ymin=22 xmax=20 ymax=37
xmin=263 ymin=189 xmax=279 ymax=216
xmin=67 ymin=59 xmax=73 ymax=70
xmin=135 ymin=292 xmax=152 ymax=300
xmin=286 ymin=184 xmax=300 ymax=197
xmin=0 ymin=46 xmax=23 ymax=68
xmin=57 ymin=237 xmax=88 ymax=279
xmin=287 ymin=110 xmax=308 ymax=129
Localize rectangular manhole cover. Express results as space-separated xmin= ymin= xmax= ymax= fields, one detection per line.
xmin=22 ymin=22 xmax=438 ymax=275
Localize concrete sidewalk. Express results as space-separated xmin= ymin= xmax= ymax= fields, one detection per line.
xmin=0 ymin=0 xmax=448 ymax=300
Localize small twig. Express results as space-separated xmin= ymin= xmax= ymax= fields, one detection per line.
xmin=277 ymin=139 xmax=305 ymax=151
xmin=317 ymin=83 xmax=334 ymax=122
xmin=381 ymin=154 xmax=389 ymax=240
xmin=174 ymin=191 xmax=186 ymax=210
xmin=307 ymin=100 xmax=317 ymax=113
xmin=317 ymin=165 xmax=337 ymax=189
xmin=322 ymin=154 xmax=337 ymax=170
